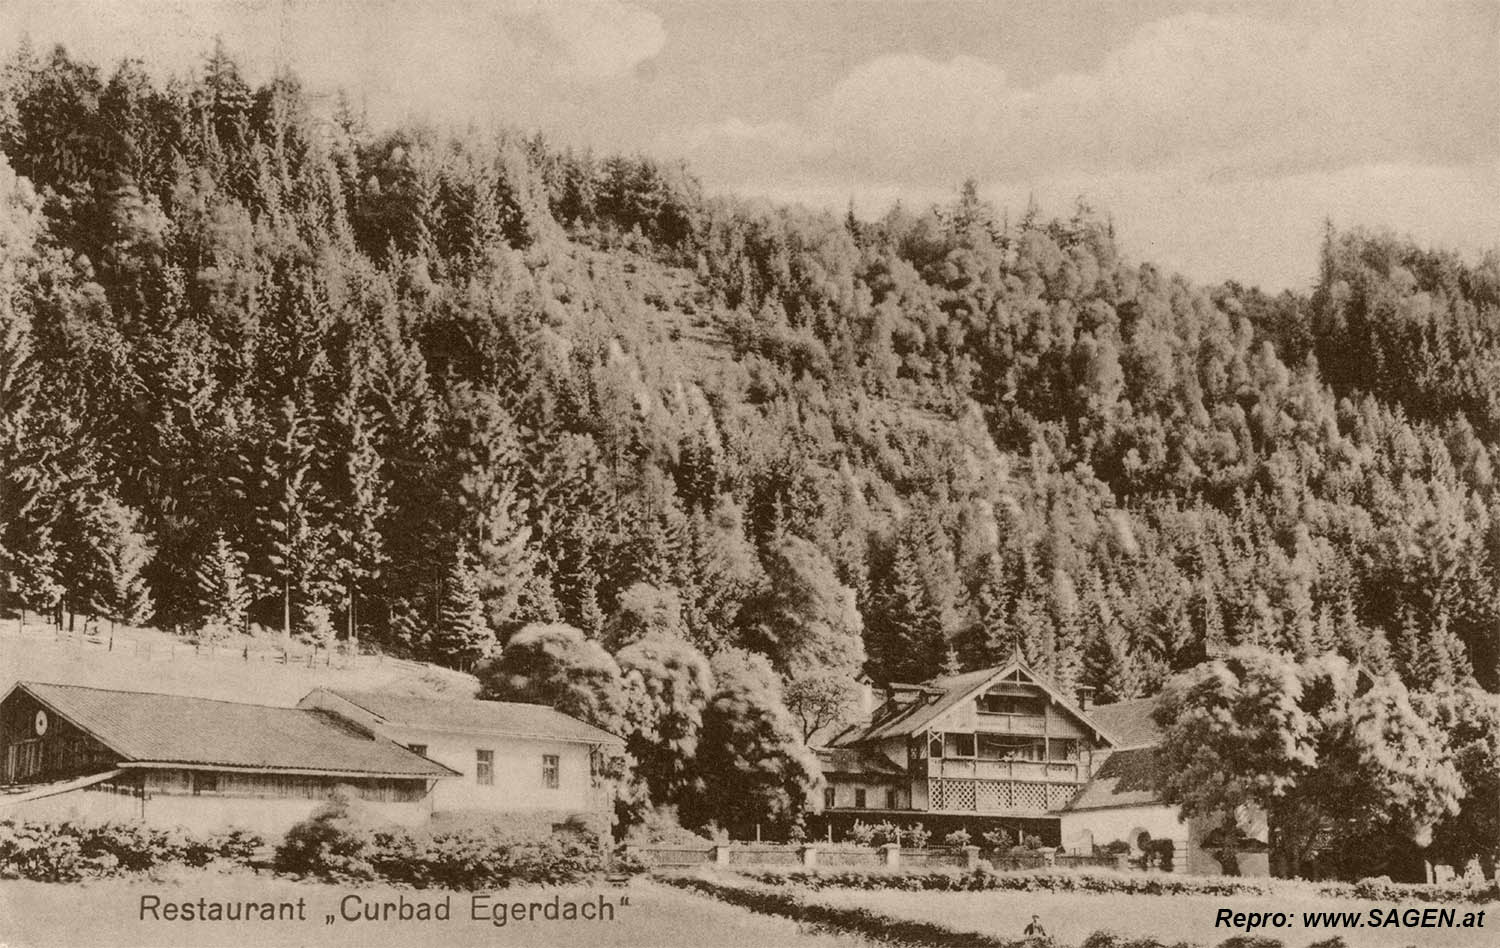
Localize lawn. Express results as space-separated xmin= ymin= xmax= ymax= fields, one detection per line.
xmin=0 ymin=873 xmax=882 ymax=948
xmin=801 ymin=886 xmax=1495 ymax=948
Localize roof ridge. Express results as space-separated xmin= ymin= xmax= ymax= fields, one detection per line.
xmin=22 ymin=681 xmax=293 ymax=711
xmin=327 ymin=687 xmax=557 ymax=711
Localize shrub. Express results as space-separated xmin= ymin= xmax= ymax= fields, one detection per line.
xmin=0 ymin=821 xmax=90 ymax=881
xmin=1142 ymin=838 xmax=1175 ymax=872
xmin=943 ymin=829 xmax=971 ymax=847
xmin=1100 ymin=839 xmax=1132 ymax=855
xmin=980 ymin=828 xmax=1013 ymax=849
xmin=900 ymin=823 xmax=931 ymax=848
xmin=624 ymin=807 xmax=714 ymax=849
xmin=847 ymin=820 xmax=877 ymax=847
xmin=278 ymin=800 xmax=606 ymax=888
xmin=0 ymin=819 xmax=264 ymax=882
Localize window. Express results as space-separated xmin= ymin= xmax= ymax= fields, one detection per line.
xmin=944 ymin=732 xmax=976 ymax=758
xmin=976 ymin=692 xmax=1046 ymax=716
xmin=408 ymin=744 xmax=427 ymax=757
xmin=192 ymin=772 xmax=217 ymax=795
xmin=928 ymin=733 xmax=944 ymax=758
xmin=824 ymin=787 xmax=836 ymax=809
xmin=542 ymin=754 xmax=560 ymax=789
xmin=1049 ymin=739 xmax=1079 ymax=761
xmin=476 ymin=749 xmax=494 ymax=786
xmin=886 ymin=787 xmax=900 ymax=809
xmin=854 ymin=788 xmax=867 ymax=808
xmin=978 ymin=734 xmax=1044 ymax=760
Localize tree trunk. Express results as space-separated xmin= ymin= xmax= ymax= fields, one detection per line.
xmin=283 ymin=580 xmax=291 ymax=642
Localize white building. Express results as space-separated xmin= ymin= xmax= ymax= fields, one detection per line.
xmin=298 ymin=688 xmax=623 ymax=826
xmin=1059 ymin=697 xmax=1270 ymax=876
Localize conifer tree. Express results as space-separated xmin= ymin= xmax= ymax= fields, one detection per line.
xmin=194 ymin=530 xmax=250 ymax=641
xmin=867 ymin=540 xmax=944 ymax=683
xmin=91 ymin=497 xmax=154 ymax=633
xmin=426 ymin=546 xmax=494 ymax=669
xmin=327 ymin=360 xmax=388 ymax=645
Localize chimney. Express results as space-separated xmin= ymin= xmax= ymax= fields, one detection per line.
xmin=1076 ymin=685 xmax=1095 ymax=710
xmin=857 ymin=679 xmax=876 ymax=721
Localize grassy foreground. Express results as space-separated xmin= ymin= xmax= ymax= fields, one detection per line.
xmin=0 ymin=871 xmax=880 ymax=948
xmin=797 ymin=881 xmax=1494 ymax=948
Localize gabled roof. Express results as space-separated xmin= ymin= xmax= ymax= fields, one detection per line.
xmin=1086 ymin=696 xmax=1162 ymax=748
xmin=1065 ymin=747 xmax=1161 ymax=811
xmin=8 ymin=682 xmax=456 ymax=779
xmin=837 ymin=657 xmax=1113 ymax=746
xmin=815 ymin=746 xmax=906 ymax=779
xmin=315 ymin=689 xmax=625 ymax=746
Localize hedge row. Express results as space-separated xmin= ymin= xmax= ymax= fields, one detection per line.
xmin=0 ymin=820 xmax=262 ymax=882
xmin=740 ymin=866 xmax=1500 ymax=903
xmin=274 ymin=799 xmax=607 ymax=888
xmin=741 ymin=866 xmax=1272 ymax=897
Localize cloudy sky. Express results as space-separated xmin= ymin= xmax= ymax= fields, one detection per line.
xmin=4 ymin=1 xmax=1496 ymax=289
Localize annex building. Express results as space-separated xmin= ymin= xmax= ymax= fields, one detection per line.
xmin=812 ymin=655 xmax=1269 ymax=875
xmin=0 ymin=681 xmax=623 ymax=837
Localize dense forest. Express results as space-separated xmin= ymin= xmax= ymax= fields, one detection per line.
xmin=1 ymin=44 xmax=1498 ymax=847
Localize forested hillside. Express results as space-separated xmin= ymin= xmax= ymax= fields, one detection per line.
xmin=2 ymin=42 xmax=1498 ymax=718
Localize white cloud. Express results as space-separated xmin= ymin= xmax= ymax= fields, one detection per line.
xmin=667 ymin=7 xmax=1498 ymax=288
xmin=674 ymin=8 xmax=1495 ymax=184
xmin=0 ymin=1 xmax=665 ymax=120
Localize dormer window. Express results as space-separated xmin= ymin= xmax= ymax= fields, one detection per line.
xmin=976 ymin=693 xmax=1045 ymax=716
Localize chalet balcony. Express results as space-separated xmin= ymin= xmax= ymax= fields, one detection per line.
xmin=928 ymin=776 xmax=1081 ymax=814
xmin=927 ymin=758 xmax=1083 ymax=784
xmin=973 ymin=712 xmax=1047 ymax=735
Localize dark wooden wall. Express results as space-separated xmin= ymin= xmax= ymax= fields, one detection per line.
xmin=0 ymin=689 xmax=119 ymax=783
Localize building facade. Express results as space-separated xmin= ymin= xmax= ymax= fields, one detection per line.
xmin=1 ymin=681 xmax=625 ymax=838
xmin=0 ymin=681 xmax=455 ymax=836
xmin=813 ymin=658 xmax=1269 ymax=875
xmin=297 ymin=688 xmax=624 ymax=825
xmin=815 ymin=658 xmax=1112 ymax=823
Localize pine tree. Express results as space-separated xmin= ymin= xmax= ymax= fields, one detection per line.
xmin=326 ymin=361 xmax=388 ymax=646
xmin=448 ymin=385 xmax=537 ymax=634
xmin=232 ymin=396 xmax=330 ymax=642
xmin=194 ymin=530 xmax=250 ymax=641
xmin=868 ymin=540 xmax=944 ymax=683
xmin=969 ymin=552 xmax=1016 ymax=665
xmin=426 ymin=546 xmax=494 ymax=669
xmin=91 ymin=497 xmax=153 ymax=633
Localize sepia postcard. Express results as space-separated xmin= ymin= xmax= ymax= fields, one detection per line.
xmin=0 ymin=2 xmax=1496 ymax=946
